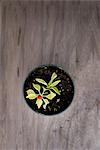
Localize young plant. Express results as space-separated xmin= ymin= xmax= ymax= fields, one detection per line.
xmin=26 ymin=72 xmax=61 ymax=109
xmin=36 ymin=72 xmax=61 ymax=95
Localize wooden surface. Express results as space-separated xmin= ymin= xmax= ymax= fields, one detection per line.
xmin=0 ymin=1 xmax=100 ymax=150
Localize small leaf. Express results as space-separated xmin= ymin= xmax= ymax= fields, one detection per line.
xmin=45 ymin=90 xmax=56 ymax=100
xmin=26 ymin=89 xmax=37 ymax=99
xmin=49 ymin=80 xmax=61 ymax=87
xmin=26 ymin=93 xmax=37 ymax=99
xmin=48 ymin=72 xmax=57 ymax=86
xmin=33 ymin=83 xmax=40 ymax=92
xmin=26 ymin=89 xmax=36 ymax=95
xmin=36 ymin=78 xmax=47 ymax=85
xmin=36 ymin=99 xmax=43 ymax=108
xmin=43 ymin=99 xmax=49 ymax=109
xmin=51 ymin=72 xmax=57 ymax=81
xmin=44 ymin=91 xmax=49 ymax=95
xmin=51 ymin=87 xmax=60 ymax=95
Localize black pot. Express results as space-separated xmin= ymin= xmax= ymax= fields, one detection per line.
xmin=23 ymin=65 xmax=74 ymax=115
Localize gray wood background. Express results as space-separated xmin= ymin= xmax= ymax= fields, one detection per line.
xmin=0 ymin=1 xmax=100 ymax=150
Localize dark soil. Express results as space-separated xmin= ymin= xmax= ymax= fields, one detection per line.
xmin=23 ymin=65 xmax=74 ymax=115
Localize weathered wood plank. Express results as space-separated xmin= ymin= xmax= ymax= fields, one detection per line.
xmin=0 ymin=2 xmax=100 ymax=150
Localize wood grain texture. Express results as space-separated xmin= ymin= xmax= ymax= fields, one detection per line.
xmin=0 ymin=1 xmax=100 ymax=150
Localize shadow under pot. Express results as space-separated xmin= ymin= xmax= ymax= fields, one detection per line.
xmin=23 ymin=65 xmax=74 ymax=115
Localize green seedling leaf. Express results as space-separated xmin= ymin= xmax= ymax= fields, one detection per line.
xmin=33 ymin=83 xmax=40 ymax=92
xmin=36 ymin=78 xmax=47 ymax=86
xmin=51 ymin=87 xmax=60 ymax=95
xmin=45 ymin=90 xmax=56 ymax=100
xmin=48 ymin=72 xmax=57 ymax=86
xmin=44 ymin=91 xmax=49 ymax=95
xmin=26 ymin=89 xmax=37 ymax=99
xmin=26 ymin=93 xmax=37 ymax=99
xmin=51 ymin=72 xmax=57 ymax=81
xmin=49 ymin=80 xmax=61 ymax=87
xmin=26 ymin=89 xmax=36 ymax=95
